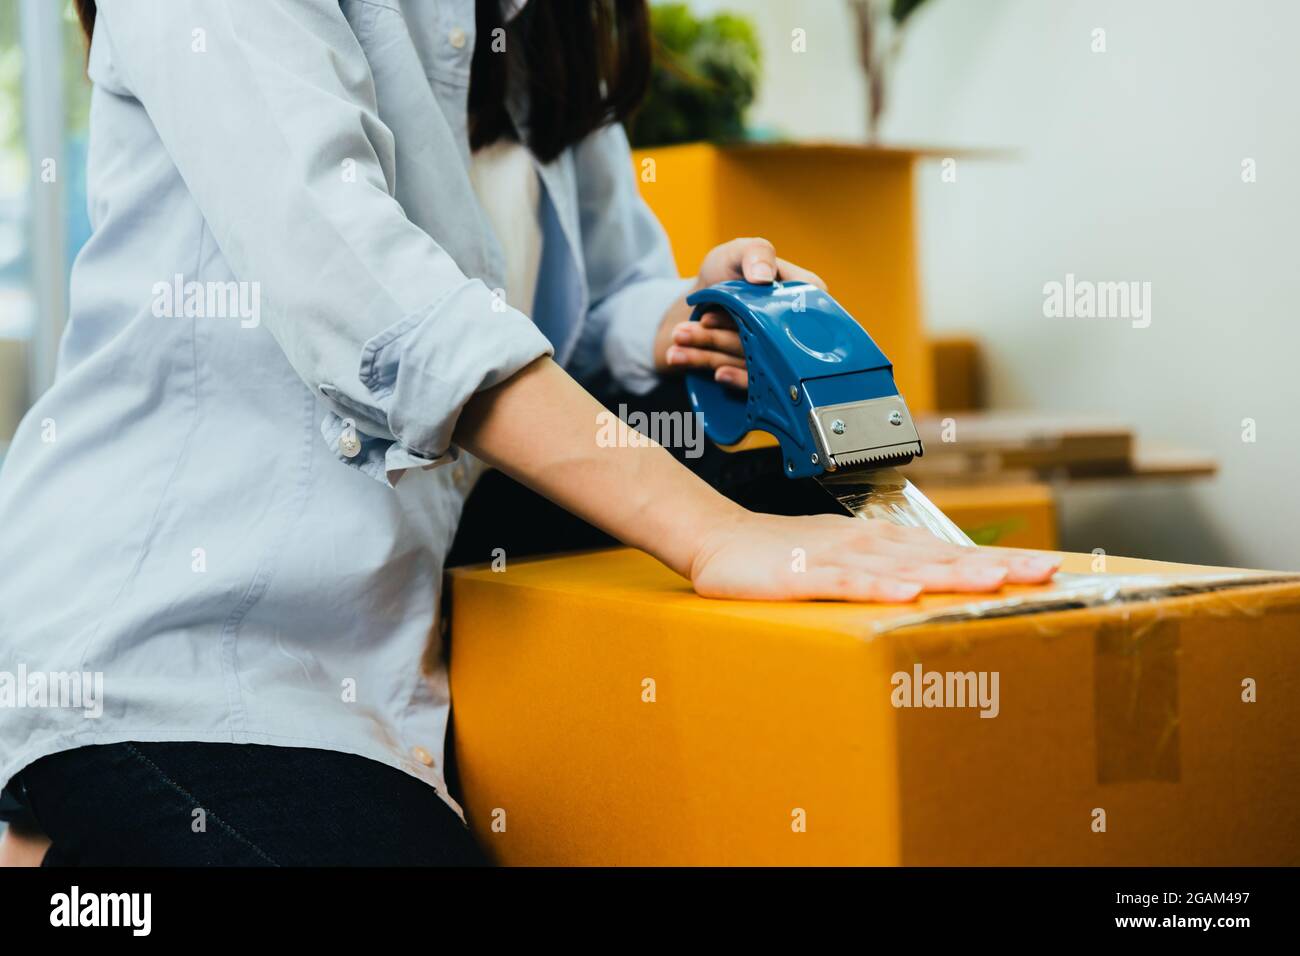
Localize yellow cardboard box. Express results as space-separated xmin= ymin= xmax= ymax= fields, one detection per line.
xmin=449 ymin=549 xmax=1300 ymax=866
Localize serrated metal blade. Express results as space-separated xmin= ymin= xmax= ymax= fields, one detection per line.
xmin=808 ymin=394 xmax=923 ymax=473
xmin=830 ymin=441 xmax=923 ymax=471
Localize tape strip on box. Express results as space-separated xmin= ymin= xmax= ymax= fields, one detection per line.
xmin=1094 ymin=617 xmax=1181 ymax=783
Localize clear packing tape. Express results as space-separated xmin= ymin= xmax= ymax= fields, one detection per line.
xmin=817 ymin=467 xmax=1300 ymax=637
xmin=818 ymin=467 xmax=976 ymax=547
xmin=875 ymin=570 xmax=1300 ymax=633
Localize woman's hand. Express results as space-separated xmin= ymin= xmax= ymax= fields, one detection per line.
xmin=690 ymin=511 xmax=1060 ymax=602
xmin=654 ymin=237 xmax=825 ymax=389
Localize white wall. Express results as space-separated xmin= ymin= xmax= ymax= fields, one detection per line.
xmin=696 ymin=0 xmax=1300 ymax=570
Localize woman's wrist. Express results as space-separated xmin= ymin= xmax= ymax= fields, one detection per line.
xmin=633 ymin=468 xmax=748 ymax=580
xmin=595 ymin=423 xmax=746 ymax=579
xmin=683 ymin=501 xmax=751 ymax=584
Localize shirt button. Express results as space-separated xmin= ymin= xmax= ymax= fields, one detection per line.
xmin=412 ymin=746 xmax=434 ymax=767
xmin=448 ymin=27 xmax=467 ymax=49
xmin=339 ymin=432 xmax=361 ymax=459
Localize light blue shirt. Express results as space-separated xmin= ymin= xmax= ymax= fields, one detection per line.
xmin=0 ymin=0 xmax=689 ymax=812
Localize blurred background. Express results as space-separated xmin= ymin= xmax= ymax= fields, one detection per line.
xmin=3 ymin=0 xmax=1297 ymax=571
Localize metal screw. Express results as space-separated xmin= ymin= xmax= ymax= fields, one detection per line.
xmin=810 ymin=453 xmax=819 ymax=465
xmin=888 ymin=411 xmax=903 ymax=426
xmin=831 ymin=419 xmax=846 ymax=435
xmin=789 ymin=386 xmax=799 ymax=403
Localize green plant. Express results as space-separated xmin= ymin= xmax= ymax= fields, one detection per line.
xmin=891 ymin=0 xmax=930 ymax=26
xmin=627 ymin=3 xmax=761 ymax=149
xmin=962 ymin=517 xmax=1027 ymax=547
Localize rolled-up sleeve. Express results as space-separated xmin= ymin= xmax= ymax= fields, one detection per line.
xmin=573 ymin=124 xmax=694 ymax=396
xmin=96 ymin=0 xmax=553 ymax=484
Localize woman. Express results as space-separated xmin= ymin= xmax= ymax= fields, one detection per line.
xmin=0 ymin=0 xmax=1056 ymax=866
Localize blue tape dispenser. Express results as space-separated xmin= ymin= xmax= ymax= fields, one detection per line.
xmin=683 ymin=280 xmax=978 ymax=544
xmin=685 ymin=279 xmax=924 ymax=479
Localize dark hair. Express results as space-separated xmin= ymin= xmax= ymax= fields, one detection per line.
xmin=470 ymin=0 xmax=650 ymax=161
xmin=73 ymin=0 xmax=95 ymax=40
xmin=73 ymin=0 xmax=651 ymax=164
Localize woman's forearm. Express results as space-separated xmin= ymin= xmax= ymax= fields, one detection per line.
xmin=457 ymin=357 xmax=1059 ymax=601
xmin=454 ymin=357 xmax=744 ymax=578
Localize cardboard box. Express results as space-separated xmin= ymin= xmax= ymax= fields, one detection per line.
xmin=915 ymin=411 xmax=1134 ymax=475
xmin=449 ymin=549 xmax=1300 ymax=866
xmin=930 ymin=335 xmax=985 ymax=411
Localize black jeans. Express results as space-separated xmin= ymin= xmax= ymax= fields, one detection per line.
xmin=2 ymin=742 xmax=486 ymax=866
